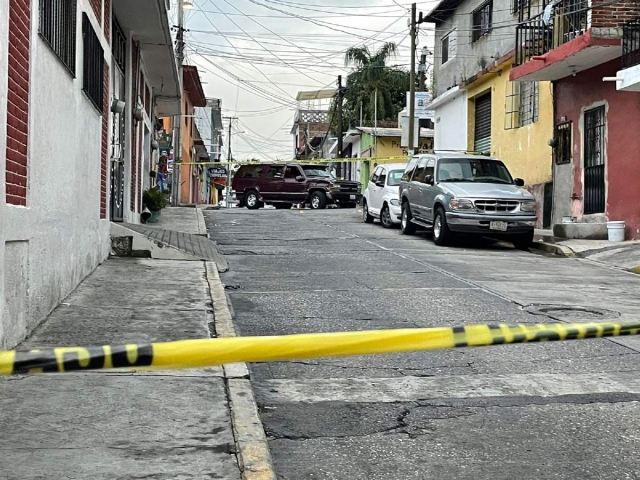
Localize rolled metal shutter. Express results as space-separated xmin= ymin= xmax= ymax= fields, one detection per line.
xmin=474 ymin=93 xmax=492 ymax=153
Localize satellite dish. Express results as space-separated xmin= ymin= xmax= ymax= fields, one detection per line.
xmin=543 ymin=3 xmax=553 ymax=25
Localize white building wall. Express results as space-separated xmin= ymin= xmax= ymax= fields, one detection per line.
xmin=0 ymin=0 xmax=111 ymax=349
xmin=434 ymin=91 xmax=468 ymax=152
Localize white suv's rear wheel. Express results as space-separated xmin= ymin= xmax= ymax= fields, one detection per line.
xmin=362 ymin=200 xmax=374 ymax=223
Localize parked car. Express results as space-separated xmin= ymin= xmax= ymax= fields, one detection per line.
xmin=361 ymin=163 xmax=406 ymax=228
xmin=232 ymin=163 xmax=362 ymax=210
xmin=399 ymin=153 xmax=537 ymax=249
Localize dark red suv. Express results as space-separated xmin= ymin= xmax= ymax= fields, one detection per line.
xmin=232 ymin=163 xmax=362 ymax=210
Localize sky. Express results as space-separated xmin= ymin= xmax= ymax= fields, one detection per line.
xmin=170 ymin=0 xmax=439 ymax=161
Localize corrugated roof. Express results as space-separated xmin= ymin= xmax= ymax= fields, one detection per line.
xmin=357 ymin=127 xmax=434 ymax=138
xmin=296 ymin=89 xmax=337 ymax=101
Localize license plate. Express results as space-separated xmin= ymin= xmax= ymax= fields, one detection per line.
xmin=349 ymin=195 xmax=356 ymax=199
xmin=490 ymin=221 xmax=508 ymax=231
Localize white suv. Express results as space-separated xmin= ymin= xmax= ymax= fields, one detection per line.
xmin=361 ymin=163 xmax=407 ymax=228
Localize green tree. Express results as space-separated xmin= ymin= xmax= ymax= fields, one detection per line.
xmin=341 ymin=42 xmax=408 ymax=127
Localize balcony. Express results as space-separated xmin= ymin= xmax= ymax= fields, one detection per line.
xmin=623 ymin=18 xmax=640 ymax=68
xmin=511 ymin=1 xmax=622 ymax=82
xmin=614 ymin=18 xmax=640 ymax=91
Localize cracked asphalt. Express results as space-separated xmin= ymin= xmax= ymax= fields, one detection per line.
xmin=205 ymin=208 xmax=640 ymax=480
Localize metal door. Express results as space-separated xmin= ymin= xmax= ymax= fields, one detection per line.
xmin=474 ymin=92 xmax=492 ymax=153
xmin=583 ymin=106 xmax=606 ymax=215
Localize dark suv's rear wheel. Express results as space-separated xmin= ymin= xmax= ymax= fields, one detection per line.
xmin=400 ymin=203 xmax=416 ymax=234
xmin=245 ymin=190 xmax=261 ymax=210
xmin=309 ymin=191 xmax=327 ymax=209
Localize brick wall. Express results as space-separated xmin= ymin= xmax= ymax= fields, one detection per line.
xmin=5 ymin=0 xmax=31 ymax=206
xmin=89 ymin=0 xmax=102 ymax=23
xmin=104 ymin=0 xmax=110 ymax=39
xmin=100 ymin=62 xmax=109 ymax=219
xmin=591 ymin=0 xmax=640 ymax=28
xmin=130 ymin=40 xmax=139 ymax=213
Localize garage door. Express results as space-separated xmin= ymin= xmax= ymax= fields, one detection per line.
xmin=474 ymin=92 xmax=492 ymax=153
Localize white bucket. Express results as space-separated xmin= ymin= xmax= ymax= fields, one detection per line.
xmin=607 ymin=221 xmax=625 ymax=242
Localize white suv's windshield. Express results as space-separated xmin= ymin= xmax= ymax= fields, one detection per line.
xmin=302 ymin=166 xmax=332 ymax=178
xmin=437 ymin=158 xmax=514 ymax=184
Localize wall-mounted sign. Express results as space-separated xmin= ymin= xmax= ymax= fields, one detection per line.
xmin=208 ymin=167 xmax=227 ymax=178
xmin=406 ymin=91 xmax=434 ymax=120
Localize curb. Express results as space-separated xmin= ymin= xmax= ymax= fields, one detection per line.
xmin=205 ymin=262 xmax=276 ymax=480
xmin=530 ymin=240 xmax=575 ymax=257
xmin=196 ymin=207 xmax=208 ymax=236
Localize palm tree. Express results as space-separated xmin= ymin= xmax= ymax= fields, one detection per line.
xmin=344 ymin=43 xmax=398 ymax=122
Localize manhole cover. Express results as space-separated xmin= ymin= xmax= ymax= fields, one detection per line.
xmin=524 ymin=304 xmax=621 ymax=320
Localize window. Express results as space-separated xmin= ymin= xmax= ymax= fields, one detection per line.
xmin=266 ymin=166 xmax=284 ymax=179
xmin=505 ymin=81 xmax=539 ymax=129
xmin=401 ymin=157 xmax=419 ymax=182
xmin=519 ymin=81 xmax=539 ymax=126
xmin=112 ymin=16 xmax=126 ymax=72
xmin=554 ymin=121 xmax=572 ymax=165
xmin=472 ymin=0 xmax=492 ymax=42
xmin=238 ymin=165 xmax=264 ymax=179
xmin=301 ymin=166 xmax=332 ymax=178
xmin=513 ymin=0 xmax=530 ymax=21
xmin=285 ymin=166 xmax=301 ymax=179
xmin=370 ymin=166 xmax=382 ymax=183
xmin=387 ymin=170 xmax=404 ymax=186
xmin=378 ymin=169 xmax=387 ymax=185
xmin=412 ymin=158 xmax=433 ymax=184
xmin=437 ymin=158 xmax=513 ymax=184
xmin=442 ymin=34 xmax=450 ymax=64
xmin=39 ymin=0 xmax=77 ymax=74
xmin=82 ymin=13 xmax=103 ymax=111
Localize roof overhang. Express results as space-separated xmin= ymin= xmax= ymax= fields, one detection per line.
xmin=510 ymin=30 xmax=621 ymax=82
xmin=296 ymin=89 xmax=337 ymax=101
xmin=113 ymin=0 xmax=180 ymax=116
xmin=424 ymin=0 xmax=462 ymax=23
xmin=429 ymin=86 xmax=465 ymax=110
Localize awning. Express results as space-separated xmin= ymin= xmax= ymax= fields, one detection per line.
xmin=296 ymin=89 xmax=337 ymax=101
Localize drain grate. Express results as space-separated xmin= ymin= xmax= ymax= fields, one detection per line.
xmin=524 ymin=304 xmax=621 ymax=321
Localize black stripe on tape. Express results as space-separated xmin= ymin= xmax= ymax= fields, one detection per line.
xmin=12 ymin=345 xmax=154 ymax=374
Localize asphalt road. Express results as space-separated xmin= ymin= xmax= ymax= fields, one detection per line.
xmin=205 ymin=208 xmax=640 ymax=480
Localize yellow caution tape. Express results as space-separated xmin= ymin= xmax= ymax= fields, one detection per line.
xmin=1 ymin=321 xmax=638 ymax=376
xmin=177 ymin=156 xmax=410 ymax=167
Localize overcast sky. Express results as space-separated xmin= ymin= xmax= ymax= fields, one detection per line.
xmin=174 ymin=0 xmax=438 ymax=161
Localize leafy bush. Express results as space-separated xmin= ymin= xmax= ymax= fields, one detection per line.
xmin=143 ymin=187 xmax=168 ymax=211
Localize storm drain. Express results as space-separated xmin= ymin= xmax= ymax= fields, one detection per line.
xmin=524 ymin=304 xmax=621 ymax=321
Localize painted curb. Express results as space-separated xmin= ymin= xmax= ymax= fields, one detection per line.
xmin=205 ymin=262 xmax=277 ymax=480
xmin=531 ymin=240 xmax=575 ymax=257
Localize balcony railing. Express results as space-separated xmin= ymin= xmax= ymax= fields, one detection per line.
xmin=514 ymin=1 xmax=589 ymax=66
xmin=623 ymin=18 xmax=640 ymax=68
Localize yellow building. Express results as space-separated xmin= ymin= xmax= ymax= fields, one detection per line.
xmin=358 ymin=127 xmax=433 ymax=158
xmin=464 ymin=58 xmax=554 ymax=225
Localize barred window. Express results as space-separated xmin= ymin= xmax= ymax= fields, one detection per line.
xmin=82 ymin=13 xmax=104 ymax=112
xmin=442 ymin=34 xmax=450 ymax=64
xmin=472 ymin=0 xmax=492 ymax=42
xmin=39 ymin=0 xmax=77 ymax=75
xmin=554 ymin=121 xmax=572 ymax=165
xmin=518 ymin=81 xmax=539 ymax=127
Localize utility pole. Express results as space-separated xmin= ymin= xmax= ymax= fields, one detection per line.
xmin=337 ymin=75 xmax=344 ymax=159
xmin=419 ymin=47 xmax=428 ymax=92
xmin=171 ymin=2 xmax=185 ymax=207
xmin=223 ymin=116 xmax=238 ymax=209
xmin=408 ymin=3 xmax=427 ymax=155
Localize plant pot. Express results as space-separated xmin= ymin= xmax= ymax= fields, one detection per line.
xmin=148 ymin=210 xmax=161 ymax=223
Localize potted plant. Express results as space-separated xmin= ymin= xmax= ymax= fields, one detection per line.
xmin=142 ymin=187 xmax=168 ymax=223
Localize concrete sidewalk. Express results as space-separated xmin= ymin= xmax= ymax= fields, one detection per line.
xmin=534 ymin=229 xmax=640 ymax=272
xmin=144 ymin=206 xmax=208 ymax=235
xmin=0 ymin=258 xmax=243 ymax=479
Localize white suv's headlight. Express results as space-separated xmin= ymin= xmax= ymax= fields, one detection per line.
xmin=520 ymin=201 xmax=536 ymax=212
xmin=390 ymin=199 xmax=400 ymax=206
xmin=449 ymin=198 xmax=474 ymax=210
